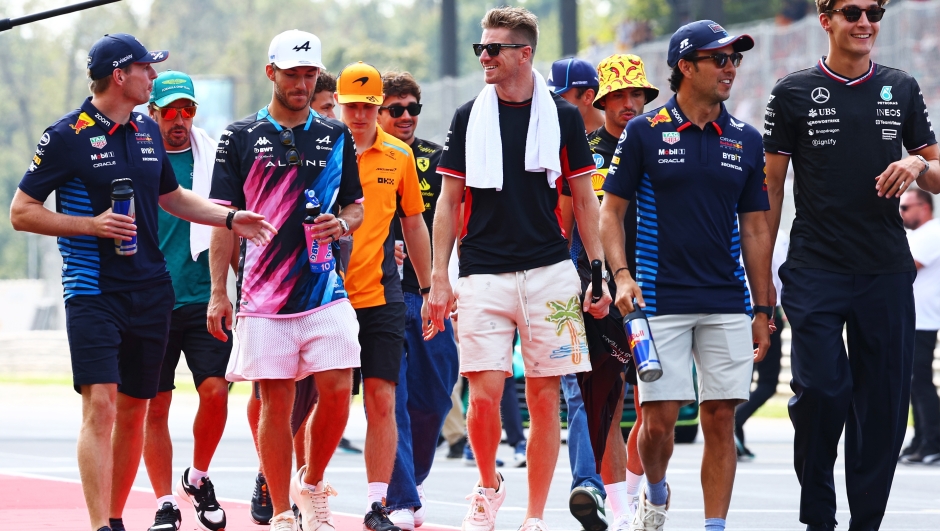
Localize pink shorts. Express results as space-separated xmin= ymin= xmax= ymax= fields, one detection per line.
xmin=226 ymin=301 xmax=360 ymax=382
xmin=455 ymin=260 xmax=591 ymax=378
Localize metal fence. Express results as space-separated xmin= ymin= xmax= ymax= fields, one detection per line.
xmin=416 ymin=0 xmax=940 ymax=145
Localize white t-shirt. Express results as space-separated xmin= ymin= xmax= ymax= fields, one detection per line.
xmin=908 ymin=218 xmax=940 ymax=330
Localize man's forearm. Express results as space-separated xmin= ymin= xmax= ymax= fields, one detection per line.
xmin=161 ymin=188 xmax=230 ymax=227
xmin=402 ymin=216 xmax=432 ymax=288
xmin=338 ymin=203 xmax=364 ymax=234
xmin=741 ymin=214 xmax=773 ymax=307
xmin=11 ymin=193 xmax=94 ymax=237
xmin=764 ymin=153 xmax=790 ymax=242
xmin=431 ymin=197 xmax=458 ymax=280
xmin=915 ymin=156 xmax=940 ymax=193
xmin=210 ymin=225 xmax=235 ymax=297
xmin=599 ymin=201 xmax=629 ymax=275
xmin=572 ymin=191 xmax=605 ymax=263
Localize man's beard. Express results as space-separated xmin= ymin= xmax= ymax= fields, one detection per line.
xmin=165 ymin=126 xmax=190 ymax=148
xmin=275 ymin=84 xmax=313 ymax=112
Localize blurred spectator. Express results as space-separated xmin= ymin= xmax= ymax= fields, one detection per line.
xmin=776 ymin=0 xmax=810 ymax=25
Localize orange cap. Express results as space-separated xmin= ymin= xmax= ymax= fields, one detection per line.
xmin=336 ymin=61 xmax=383 ymax=105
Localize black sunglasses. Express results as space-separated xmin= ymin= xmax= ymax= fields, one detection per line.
xmin=472 ymin=43 xmax=528 ymax=57
xmin=900 ymin=203 xmax=925 ymax=212
xmin=278 ymin=129 xmax=301 ymax=166
xmin=829 ymin=5 xmax=886 ymax=23
xmin=686 ymin=52 xmax=744 ymax=68
xmin=380 ymin=102 xmax=423 ymax=118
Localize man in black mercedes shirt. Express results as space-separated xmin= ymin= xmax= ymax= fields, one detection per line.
xmin=379 ymin=70 xmax=459 ymax=531
xmin=763 ymin=2 xmax=940 ymax=530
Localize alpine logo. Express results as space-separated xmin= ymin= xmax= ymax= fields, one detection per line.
xmin=316 ymin=136 xmax=332 ymax=144
xmin=293 ymin=41 xmax=311 ymax=52
xmin=255 ymin=137 xmax=272 ymax=146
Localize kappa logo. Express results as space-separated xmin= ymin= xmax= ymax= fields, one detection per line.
xmin=417 ymin=157 xmax=430 ymax=172
xmin=662 ymin=132 xmax=680 ymax=145
xmin=316 ymin=136 xmax=331 ymax=144
xmin=881 ymin=86 xmax=893 ymax=101
xmin=255 ymin=137 xmax=272 ymax=146
xmin=811 ymin=87 xmax=830 ymax=104
xmin=90 ymin=135 xmax=107 ymax=149
xmin=293 ymin=41 xmax=311 ymax=52
xmin=69 ymin=112 xmax=96 ymax=134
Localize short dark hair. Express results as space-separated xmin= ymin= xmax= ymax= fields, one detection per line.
xmin=315 ymin=71 xmax=336 ymax=94
xmin=481 ymin=7 xmax=539 ymax=55
xmin=382 ymin=71 xmax=421 ymax=103
xmin=911 ymin=188 xmax=934 ymax=212
xmin=816 ymin=0 xmax=890 ymax=14
xmin=87 ymin=65 xmax=132 ymax=94
xmin=668 ymin=65 xmax=684 ymax=93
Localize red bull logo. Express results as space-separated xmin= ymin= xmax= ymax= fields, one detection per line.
xmin=647 ymin=108 xmax=672 ymax=128
xmin=70 ymin=112 xmax=96 ymax=134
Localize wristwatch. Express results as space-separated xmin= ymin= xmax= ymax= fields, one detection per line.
xmin=601 ymin=268 xmax=610 ymax=282
xmin=753 ymin=305 xmax=774 ymax=318
xmin=337 ymin=217 xmax=349 ymax=237
xmin=915 ymin=154 xmax=930 ymax=177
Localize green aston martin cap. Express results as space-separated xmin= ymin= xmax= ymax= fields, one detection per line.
xmin=150 ymin=70 xmax=197 ymax=107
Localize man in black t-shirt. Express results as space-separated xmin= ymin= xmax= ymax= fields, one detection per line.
xmin=764 ymin=2 xmax=940 ymax=530
xmin=428 ymin=7 xmax=611 ymax=531
xmin=380 ymin=71 xmax=459 ymax=531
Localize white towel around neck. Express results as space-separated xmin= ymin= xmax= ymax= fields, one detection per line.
xmin=465 ymin=69 xmax=561 ymax=191
xmin=187 ymin=125 xmax=219 ymax=260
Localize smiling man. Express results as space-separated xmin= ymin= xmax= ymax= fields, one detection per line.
xmin=763 ymin=1 xmax=940 ymax=530
xmin=600 ymin=21 xmax=772 ymax=531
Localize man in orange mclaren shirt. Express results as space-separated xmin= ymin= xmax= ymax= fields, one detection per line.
xmin=335 ymin=61 xmax=434 ymax=531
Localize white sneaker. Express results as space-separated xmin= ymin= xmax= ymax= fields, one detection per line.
xmin=289 ymin=466 xmax=338 ymax=531
xmin=518 ymin=518 xmax=549 ymax=531
xmin=390 ymin=509 xmax=415 ymax=531
xmin=611 ymin=514 xmax=632 ymax=531
xmin=627 ymin=492 xmax=641 ymax=521
xmin=270 ymin=511 xmax=297 ymax=531
xmin=629 ymin=485 xmax=669 ymax=531
xmin=461 ymin=474 xmax=506 ymax=531
xmin=413 ymin=484 xmax=427 ymax=528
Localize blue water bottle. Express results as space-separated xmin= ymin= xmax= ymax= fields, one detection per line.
xmin=303 ymin=190 xmax=334 ymax=273
xmin=110 ymin=178 xmax=137 ymax=256
xmin=622 ymin=304 xmax=663 ymax=382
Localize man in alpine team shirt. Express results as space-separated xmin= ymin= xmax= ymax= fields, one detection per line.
xmin=429 ymin=7 xmax=612 ymax=531
xmin=377 ymin=70 xmax=460 ymax=531
xmin=559 ymin=54 xmax=661 ymax=531
xmin=601 ymin=21 xmax=772 ymax=531
xmin=207 ymin=30 xmax=364 ymax=531
xmin=142 ymin=70 xmax=234 ymax=531
xmin=335 ymin=61 xmax=433 ymax=531
xmin=763 ymin=2 xmax=940 ymax=529
xmin=10 ymin=34 xmax=275 ymax=531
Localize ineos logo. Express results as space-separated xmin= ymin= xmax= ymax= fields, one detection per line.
xmin=811 ymin=87 xmax=830 ymax=104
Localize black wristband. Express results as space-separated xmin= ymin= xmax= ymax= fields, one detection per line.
xmin=753 ymin=305 xmax=774 ymax=318
xmin=419 ymin=287 xmax=431 ymax=295
xmin=225 ymin=210 xmax=236 ymax=230
xmin=613 ymin=267 xmax=630 ymax=278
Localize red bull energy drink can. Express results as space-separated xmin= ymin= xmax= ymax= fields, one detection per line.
xmin=623 ymin=305 xmax=663 ymax=382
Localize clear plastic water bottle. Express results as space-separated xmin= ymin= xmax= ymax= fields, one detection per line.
xmin=303 ymin=190 xmax=334 ymax=273
xmin=110 ymin=178 xmax=137 ymax=256
xmin=622 ymin=304 xmax=663 ymax=382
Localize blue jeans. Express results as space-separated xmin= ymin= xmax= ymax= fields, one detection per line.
xmin=387 ymin=292 xmax=460 ymax=510
xmin=562 ymin=373 xmax=605 ymax=496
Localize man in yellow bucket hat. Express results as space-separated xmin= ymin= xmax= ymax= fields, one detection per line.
xmin=559 ymin=53 xmax=659 ymax=531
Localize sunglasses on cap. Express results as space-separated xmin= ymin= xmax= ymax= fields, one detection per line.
xmin=472 ymin=43 xmax=528 ymax=57
xmin=380 ymin=102 xmax=422 ymax=118
xmin=157 ymin=105 xmax=197 ymax=120
xmin=686 ymin=52 xmax=744 ymax=68
xmin=829 ymin=5 xmax=886 ymax=23
xmin=279 ymin=129 xmax=301 ymax=166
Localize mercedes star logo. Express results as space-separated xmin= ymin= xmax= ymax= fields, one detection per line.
xmin=811 ymin=87 xmax=830 ymax=104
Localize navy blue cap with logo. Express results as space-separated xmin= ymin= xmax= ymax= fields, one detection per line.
xmin=666 ymin=20 xmax=754 ymax=68
xmin=547 ymin=57 xmax=599 ymax=94
xmin=87 ymin=33 xmax=169 ymax=80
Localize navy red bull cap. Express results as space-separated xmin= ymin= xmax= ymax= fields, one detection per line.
xmin=87 ymin=33 xmax=169 ymax=80
xmin=666 ymin=20 xmax=754 ymax=68
xmin=547 ymin=57 xmax=599 ymax=95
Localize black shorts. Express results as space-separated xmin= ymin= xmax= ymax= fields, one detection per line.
xmin=253 ymin=376 xmax=320 ymax=437
xmin=65 ymin=282 xmax=175 ymax=399
xmin=158 ymin=303 xmax=233 ymax=392
xmin=356 ymin=302 xmax=406 ymax=383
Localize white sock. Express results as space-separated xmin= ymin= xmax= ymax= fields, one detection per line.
xmin=188 ymin=467 xmax=209 ymax=487
xmin=156 ymin=494 xmax=177 ymax=510
xmin=625 ymin=470 xmax=644 ymax=496
xmin=416 ymin=483 xmax=425 ymax=500
xmin=605 ymin=482 xmax=629 ymax=520
xmin=368 ymin=482 xmax=389 ymax=508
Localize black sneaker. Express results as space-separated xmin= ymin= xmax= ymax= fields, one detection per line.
xmin=109 ymin=518 xmax=125 ymax=531
xmin=899 ymin=444 xmax=920 ymax=461
xmin=338 ymin=437 xmax=364 ymax=454
xmin=250 ymin=472 xmax=273 ymax=525
xmin=569 ymin=486 xmax=607 ymax=531
xmin=363 ymin=501 xmax=401 ymax=531
xmin=735 ymin=435 xmax=755 ymax=462
xmin=902 ymin=449 xmax=940 ymax=465
xmin=447 ymin=436 xmax=466 ymax=459
xmin=175 ymin=467 xmax=227 ymax=531
xmin=148 ymin=501 xmax=182 ymax=531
